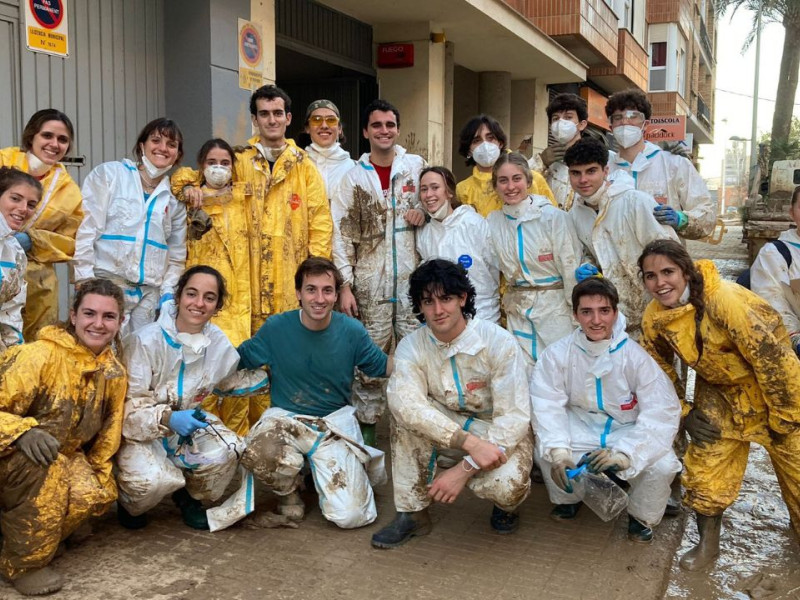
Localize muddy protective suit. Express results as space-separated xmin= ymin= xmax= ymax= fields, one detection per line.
xmin=0 ymin=148 xmax=83 ymax=342
xmin=569 ymin=171 xmax=678 ymax=335
xmin=486 ymin=194 xmax=582 ymax=363
xmin=417 ymin=205 xmax=500 ymax=323
xmin=543 ymin=160 xmax=573 ymax=210
xmin=641 ymin=260 xmax=800 ymax=533
xmin=73 ymin=159 xmax=187 ymax=337
xmin=456 ymin=166 xmax=555 ymax=217
xmin=116 ymin=306 xmax=267 ymax=516
xmin=331 ymin=146 xmax=425 ymax=424
xmin=387 ymin=318 xmax=534 ymax=512
xmin=306 ymin=142 xmax=356 ymax=205
xmin=608 ymin=142 xmax=716 ymax=240
xmin=0 ymin=216 xmax=27 ymax=351
xmin=531 ymin=316 xmax=682 ymax=526
xmin=0 ymin=326 xmax=126 ymax=581
xmin=243 ymin=405 xmax=385 ymax=529
xmin=751 ymin=228 xmax=800 ymax=348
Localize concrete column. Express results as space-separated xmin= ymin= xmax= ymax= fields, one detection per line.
xmin=443 ymin=42 xmax=455 ymax=170
xmin=478 ymin=71 xmax=511 ymax=135
xmin=532 ymin=79 xmax=550 ymax=155
xmin=510 ymin=79 xmax=536 ymax=155
xmin=250 ymin=0 xmax=276 ymax=84
xmin=374 ymin=22 xmax=446 ymax=164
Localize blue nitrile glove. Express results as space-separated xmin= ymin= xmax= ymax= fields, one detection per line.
xmin=169 ymin=408 xmax=209 ymax=437
xmin=653 ymin=205 xmax=688 ymax=231
xmin=575 ymin=263 xmax=600 ymax=283
xmin=13 ymin=232 xmax=32 ymax=252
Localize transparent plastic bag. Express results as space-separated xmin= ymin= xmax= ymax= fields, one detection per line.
xmin=568 ymin=465 xmax=629 ymax=522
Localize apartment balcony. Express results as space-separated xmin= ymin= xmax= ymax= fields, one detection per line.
xmin=523 ymin=0 xmax=618 ymax=67
xmin=697 ymin=94 xmax=711 ymax=127
xmin=648 ymin=91 xmax=690 ymax=118
xmin=647 ymin=0 xmax=693 ymax=36
xmin=587 ymin=28 xmax=649 ymax=93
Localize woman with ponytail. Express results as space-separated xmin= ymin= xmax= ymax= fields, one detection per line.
xmin=638 ymin=239 xmax=800 ymax=572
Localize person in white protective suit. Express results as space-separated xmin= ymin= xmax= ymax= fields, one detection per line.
xmin=486 ymin=152 xmax=582 ymax=364
xmin=751 ymin=185 xmax=800 ymax=356
xmin=531 ymin=277 xmax=681 ymax=542
xmin=116 ymin=266 xmax=268 ymax=531
xmin=566 ymin=137 xmax=678 ymax=336
xmin=303 ymin=99 xmax=356 ymax=204
xmin=72 ymin=118 xmax=187 ymax=337
xmin=237 ymin=257 xmax=391 ymax=529
xmin=416 ymin=166 xmax=500 ymax=323
xmin=605 ymin=89 xmax=716 ymax=241
xmin=0 ymin=168 xmax=41 ymax=350
xmin=331 ymin=99 xmax=426 ymax=439
xmin=371 ymin=259 xmax=533 ymax=549
xmin=539 ymin=93 xmax=589 ymax=210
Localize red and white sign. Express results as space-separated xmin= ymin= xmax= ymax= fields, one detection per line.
xmin=377 ymin=43 xmax=414 ymax=68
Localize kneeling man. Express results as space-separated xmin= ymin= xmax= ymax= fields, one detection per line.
xmin=531 ymin=277 xmax=681 ymax=542
xmin=372 ymin=259 xmax=533 ymax=549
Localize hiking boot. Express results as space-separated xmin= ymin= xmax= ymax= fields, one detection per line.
xmin=490 ymin=506 xmax=519 ymax=534
xmin=627 ymin=515 xmax=654 ymax=543
xmin=679 ymin=513 xmax=722 ymax=571
xmin=13 ymin=566 xmax=63 ymax=596
xmin=117 ymin=503 xmax=148 ymax=530
xmin=277 ymin=491 xmax=305 ymax=522
xmin=371 ymin=510 xmax=432 ymax=549
xmin=172 ymin=488 xmax=209 ymax=530
xmin=550 ymin=502 xmax=582 ymax=521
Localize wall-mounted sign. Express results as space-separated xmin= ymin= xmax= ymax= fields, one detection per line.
xmin=25 ymin=0 xmax=69 ymax=57
xmin=238 ymin=19 xmax=263 ymax=91
xmin=645 ymin=116 xmax=686 ymax=142
xmin=377 ymin=43 xmax=414 ymax=68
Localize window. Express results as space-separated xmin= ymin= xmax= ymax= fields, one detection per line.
xmin=677 ymin=47 xmax=686 ymax=97
xmin=649 ymin=41 xmax=667 ymax=91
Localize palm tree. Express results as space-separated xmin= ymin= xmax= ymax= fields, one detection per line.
xmin=716 ymin=0 xmax=800 ymax=163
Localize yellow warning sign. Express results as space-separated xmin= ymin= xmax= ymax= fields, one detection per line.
xmin=27 ymin=26 xmax=67 ymax=55
xmin=239 ymin=68 xmax=263 ymax=91
xmin=25 ymin=0 xmax=70 ymax=57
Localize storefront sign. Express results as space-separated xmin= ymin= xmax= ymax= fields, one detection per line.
xmin=645 ymin=116 xmax=686 ymax=142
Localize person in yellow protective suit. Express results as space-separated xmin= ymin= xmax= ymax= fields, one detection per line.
xmin=455 ymin=114 xmax=555 ymax=217
xmin=0 ymin=278 xmax=126 ymax=596
xmin=0 ymin=109 xmax=83 ymax=341
xmin=639 ymin=239 xmax=800 ymax=572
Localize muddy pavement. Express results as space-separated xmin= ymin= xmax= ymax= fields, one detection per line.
xmin=665 ymin=225 xmax=800 ymax=600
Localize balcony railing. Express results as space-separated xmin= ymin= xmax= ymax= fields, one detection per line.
xmin=700 ymin=18 xmax=713 ymax=59
xmin=697 ymin=94 xmax=711 ymax=126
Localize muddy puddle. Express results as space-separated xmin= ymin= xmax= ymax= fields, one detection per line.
xmin=666 ymin=231 xmax=800 ymax=599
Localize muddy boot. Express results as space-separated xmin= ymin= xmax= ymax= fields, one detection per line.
xmin=66 ymin=520 xmax=93 ymax=548
xmin=371 ymin=510 xmax=432 ymax=549
xmin=550 ymin=502 xmax=582 ymax=521
xmin=664 ymin=475 xmax=682 ymax=517
xmin=360 ymin=422 xmax=376 ymax=447
xmin=490 ymin=506 xmax=519 ymax=534
xmin=172 ymin=488 xmax=209 ymax=530
xmin=12 ymin=566 xmax=64 ymax=596
xmin=679 ymin=513 xmax=722 ymax=571
xmin=627 ymin=515 xmax=653 ymax=543
xmin=117 ymin=503 xmax=148 ymax=530
xmin=277 ymin=491 xmax=305 ymax=522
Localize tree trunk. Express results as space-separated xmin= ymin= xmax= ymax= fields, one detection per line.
xmin=770 ymin=15 xmax=800 ymax=163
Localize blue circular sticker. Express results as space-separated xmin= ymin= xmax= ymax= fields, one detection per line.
xmin=458 ymin=254 xmax=473 ymax=269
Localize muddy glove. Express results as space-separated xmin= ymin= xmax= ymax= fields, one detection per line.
xmin=584 ymin=448 xmax=631 ymax=473
xmin=169 ymin=408 xmax=209 ymax=438
xmin=575 ymin=263 xmax=600 ymax=283
xmin=13 ymin=232 xmax=32 ymax=252
xmin=684 ymin=408 xmax=721 ymax=447
xmin=653 ymin=205 xmax=688 ymax=231
xmin=550 ymin=448 xmax=576 ymax=493
xmin=540 ymin=144 xmax=566 ymax=168
xmin=15 ymin=428 xmax=60 ymax=467
xmin=187 ymin=208 xmax=212 ymax=241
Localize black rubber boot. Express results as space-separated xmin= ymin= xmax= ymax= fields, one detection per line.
xmin=117 ymin=503 xmax=148 ymax=530
xmin=679 ymin=513 xmax=722 ymax=571
xmin=490 ymin=506 xmax=519 ymax=534
xmin=627 ymin=515 xmax=654 ymax=543
xmin=172 ymin=488 xmax=209 ymax=530
xmin=550 ymin=502 xmax=582 ymax=521
xmin=371 ymin=510 xmax=432 ymax=549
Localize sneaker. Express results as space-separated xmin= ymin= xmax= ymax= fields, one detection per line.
xmin=172 ymin=488 xmax=209 ymax=530
xmin=628 ymin=515 xmax=654 ymax=543
xmin=550 ymin=502 xmax=582 ymax=521
xmin=371 ymin=510 xmax=432 ymax=549
xmin=117 ymin=503 xmax=148 ymax=530
xmin=490 ymin=506 xmax=519 ymax=534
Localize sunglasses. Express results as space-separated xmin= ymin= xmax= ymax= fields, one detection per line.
xmin=309 ymin=115 xmax=340 ymax=127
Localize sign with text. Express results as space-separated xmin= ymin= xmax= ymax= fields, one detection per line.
xmin=377 ymin=43 xmax=414 ymax=68
xmin=645 ymin=116 xmax=686 ymax=142
xmin=25 ymin=0 xmax=69 ymax=57
xmin=238 ymin=19 xmax=263 ymax=91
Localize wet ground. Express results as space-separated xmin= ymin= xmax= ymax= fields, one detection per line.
xmin=666 ymin=225 xmax=800 ymax=599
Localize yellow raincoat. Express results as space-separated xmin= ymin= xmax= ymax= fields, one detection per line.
xmin=641 ymin=260 xmax=800 ymax=533
xmin=0 ymin=326 xmax=126 ymax=580
xmin=0 ymin=148 xmax=83 ymax=341
xmin=456 ymin=166 xmax=556 ymax=218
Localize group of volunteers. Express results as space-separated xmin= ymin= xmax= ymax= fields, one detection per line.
xmin=1 ymin=82 xmax=799 ymax=597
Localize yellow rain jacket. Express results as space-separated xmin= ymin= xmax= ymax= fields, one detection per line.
xmin=456 ymin=166 xmax=556 ymax=218
xmin=641 ymin=260 xmax=800 ymax=521
xmin=0 ymin=147 xmax=83 ymax=341
xmin=0 ymin=326 xmax=127 ymax=580
xmin=234 ymin=137 xmax=332 ymax=331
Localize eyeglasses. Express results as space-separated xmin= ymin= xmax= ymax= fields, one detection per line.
xmin=308 ymin=115 xmax=340 ymax=127
xmin=610 ymin=110 xmax=646 ymax=126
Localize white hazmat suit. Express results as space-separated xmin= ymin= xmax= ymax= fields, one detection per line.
xmin=530 ymin=316 xmax=682 ymax=526
xmin=0 ymin=216 xmax=26 ymax=350
xmin=306 ymin=142 xmax=356 ymax=205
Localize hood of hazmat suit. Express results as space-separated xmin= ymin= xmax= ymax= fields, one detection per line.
xmin=306 ymin=142 xmax=357 ymax=205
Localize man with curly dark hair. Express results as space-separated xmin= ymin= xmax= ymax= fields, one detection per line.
xmin=371 ymin=259 xmax=534 ymax=549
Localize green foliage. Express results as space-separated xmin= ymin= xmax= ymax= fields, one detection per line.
xmin=758 ymin=117 xmax=800 ymax=166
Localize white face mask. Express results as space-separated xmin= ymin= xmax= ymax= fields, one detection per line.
xmin=140 ymin=150 xmax=172 ymax=179
xmin=26 ymin=151 xmax=51 ymax=177
xmin=550 ymin=120 xmax=578 ymax=145
xmin=204 ymin=165 xmax=232 ymax=189
xmin=613 ymin=125 xmax=644 ymax=149
xmin=427 ymin=201 xmax=450 ymax=221
xmin=581 ymin=184 xmax=607 ymax=209
xmin=255 ymin=143 xmax=287 ymax=162
xmin=472 ymin=142 xmax=501 ymax=168
xmin=175 ymin=331 xmax=211 ymax=362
